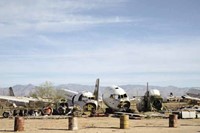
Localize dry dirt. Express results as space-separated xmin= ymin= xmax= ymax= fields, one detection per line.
xmin=0 ymin=116 xmax=200 ymax=133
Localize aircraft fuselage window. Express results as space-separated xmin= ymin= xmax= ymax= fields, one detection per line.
xmin=82 ymin=96 xmax=88 ymax=101
xmin=78 ymin=94 xmax=83 ymax=101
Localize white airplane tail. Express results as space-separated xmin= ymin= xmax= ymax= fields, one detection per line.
xmin=93 ymin=78 xmax=100 ymax=101
xmin=9 ymin=87 xmax=15 ymax=96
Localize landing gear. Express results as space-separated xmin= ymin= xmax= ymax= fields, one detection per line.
xmin=105 ymin=108 xmax=114 ymax=114
xmin=72 ymin=105 xmax=83 ymax=117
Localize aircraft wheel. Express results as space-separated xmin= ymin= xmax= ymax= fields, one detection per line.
xmin=105 ymin=108 xmax=113 ymax=114
xmin=42 ymin=107 xmax=53 ymax=115
xmin=13 ymin=110 xmax=19 ymax=116
xmin=57 ymin=106 xmax=66 ymax=115
xmin=3 ymin=112 xmax=10 ymax=118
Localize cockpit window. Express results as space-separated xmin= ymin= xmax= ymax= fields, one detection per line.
xmin=110 ymin=94 xmax=113 ymax=98
xmin=110 ymin=94 xmax=119 ymax=100
xmin=116 ymin=94 xmax=127 ymax=100
xmin=114 ymin=95 xmax=118 ymax=99
xmin=124 ymin=94 xmax=127 ymax=98
xmin=118 ymin=95 xmax=121 ymax=99
xmin=88 ymin=97 xmax=94 ymax=100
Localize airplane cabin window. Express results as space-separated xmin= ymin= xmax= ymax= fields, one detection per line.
xmin=78 ymin=94 xmax=83 ymax=101
xmin=82 ymin=96 xmax=88 ymax=100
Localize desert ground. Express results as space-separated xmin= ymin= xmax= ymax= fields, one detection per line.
xmin=0 ymin=116 xmax=200 ymax=133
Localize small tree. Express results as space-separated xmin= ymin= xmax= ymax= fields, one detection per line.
xmin=29 ymin=81 xmax=66 ymax=102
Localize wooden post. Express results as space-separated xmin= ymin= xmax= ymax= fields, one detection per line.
xmin=120 ymin=115 xmax=129 ymax=129
xmin=169 ymin=114 xmax=178 ymax=128
xmin=14 ymin=117 xmax=24 ymax=131
xmin=68 ymin=117 xmax=78 ymax=130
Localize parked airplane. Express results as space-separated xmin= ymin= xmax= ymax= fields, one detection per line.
xmin=102 ymin=85 xmax=131 ymax=113
xmin=163 ymin=92 xmax=182 ymax=102
xmin=136 ymin=83 xmax=163 ymax=112
xmin=0 ymin=87 xmax=46 ymax=108
xmin=0 ymin=87 xmax=52 ymax=117
xmin=182 ymin=88 xmax=200 ymax=103
xmin=0 ymin=95 xmax=43 ymax=107
xmin=62 ymin=79 xmax=100 ymax=114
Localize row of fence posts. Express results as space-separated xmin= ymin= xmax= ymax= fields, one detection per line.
xmin=13 ymin=114 xmax=178 ymax=132
xmin=120 ymin=114 xmax=178 ymax=129
xmin=13 ymin=116 xmax=78 ymax=131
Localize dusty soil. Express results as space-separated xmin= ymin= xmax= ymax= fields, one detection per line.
xmin=0 ymin=116 xmax=200 ymax=133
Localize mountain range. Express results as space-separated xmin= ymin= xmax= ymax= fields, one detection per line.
xmin=1 ymin=83 xmax=200 ymax=98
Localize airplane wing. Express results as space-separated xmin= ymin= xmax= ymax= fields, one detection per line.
xmin=62 ymin=89 xmax=78 ymax=101
xmin=182 ymin=95 xmax=200 ymax=101
xmin=0 ymin=96 xmax=30 ymax=103
xmin=0 ymin=95 xmax=41 ymax=107
xmin=114 ymin=111 xmax=145 ymax=119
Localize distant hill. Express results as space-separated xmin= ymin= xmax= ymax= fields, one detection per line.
xmin=0 ymin=83 xmax=199 ymax=98
xmin=120 ymin=85 xmax=190 ymax=98
xmin=0 ymin=84 xmax=35 ymax=96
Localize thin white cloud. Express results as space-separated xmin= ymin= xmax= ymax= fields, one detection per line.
xmin=0 ymin=39 xmax=200 ymax=75
xmin=0 ymin=16 xmax=135 ymax=37
xmin=0 ymin=0 xmax=132 ymax=37
xmin=34 ymin=16 xmax=134 ymax=33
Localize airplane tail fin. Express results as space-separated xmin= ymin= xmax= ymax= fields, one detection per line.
xmin=93 ymin=78 xmax=100 ymax=102
xmin=9 ymin=87 xmax=15 ymax=96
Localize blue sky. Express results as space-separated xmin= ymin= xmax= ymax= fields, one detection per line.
xmin=0 ymin=0 xmax=200 ymax=87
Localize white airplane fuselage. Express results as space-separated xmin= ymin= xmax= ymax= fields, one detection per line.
xmin=102 ymin=85 xmax=130 ymax=112
xmin=63 ymin=89 xmax=98 ymax=110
